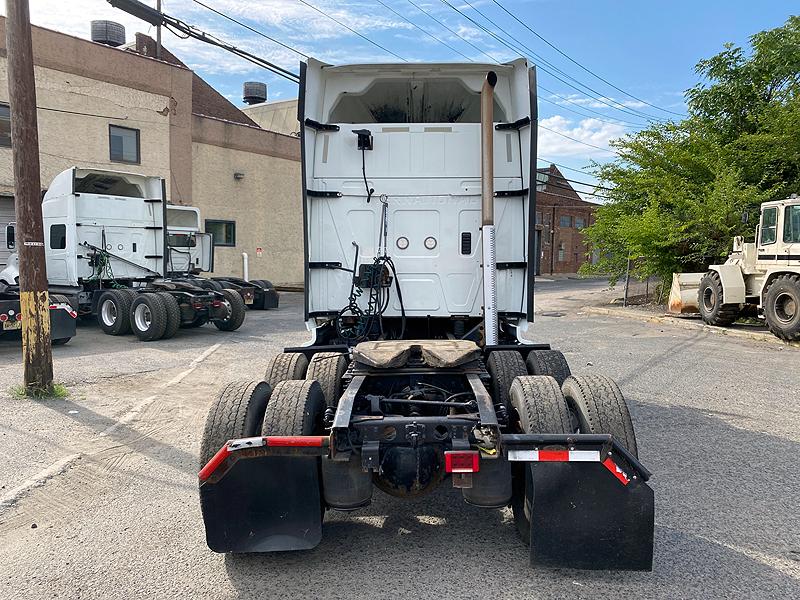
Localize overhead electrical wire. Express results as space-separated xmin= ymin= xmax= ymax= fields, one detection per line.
xmin=404 ymin=0 xmax=499 ymax=62
xmin=538 ymin=85 xmax=648 ymax=128
xmin=439 ymin=0 xmax=663 ymax=123
xmin=375 ymin=0 xmax=473 ymax=61
xmin=491 ymin=0 xmax=687 ymax=118
xmin=538 ymin=124 xmax=620 ymax=156
xmin=190 ymin=0 xmax=310 ymax=58
xmin=295 ymin=0 xmax=407 ymax=62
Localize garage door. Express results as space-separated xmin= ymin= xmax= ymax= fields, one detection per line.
xmin=0 ymin=196 xmax=14 ymax=267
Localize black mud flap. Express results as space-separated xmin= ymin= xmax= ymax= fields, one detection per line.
xmin=528 ymin=461 xmax=654 ymax=570
xmin=200 ymin=455 xmax=322 ymax=553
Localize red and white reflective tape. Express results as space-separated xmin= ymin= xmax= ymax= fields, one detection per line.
xmin=507 ymin=448 xmax=631 ymax=485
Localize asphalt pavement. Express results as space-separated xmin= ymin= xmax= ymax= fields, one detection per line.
xmin=0 ymin=280 xmax=798 ymax=599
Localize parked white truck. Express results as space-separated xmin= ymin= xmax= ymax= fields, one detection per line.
xmin=668 ymin=196 xmax=800 ymax=341
xmin=0 ymin=167 xmax=246 ymax=341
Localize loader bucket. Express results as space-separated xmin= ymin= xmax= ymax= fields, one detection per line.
xmin=200 ymin=454 xmax=323 ymax=553
xmin=527 ymin=460 xmax=654 ymax=570
xmin=667 ymin=272 xmax=703 ymax=314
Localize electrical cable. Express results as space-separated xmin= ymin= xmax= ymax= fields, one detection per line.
xmin=538 ymin=124 xmax=620 ymax=156
xmin=295 ymin=0 xmax=407 ymax=62
xmin=491 ymin=0 xmax=687 ymax=117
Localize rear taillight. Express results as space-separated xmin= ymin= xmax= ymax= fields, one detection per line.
xmin=0 ymin=313 xmax=7 ymax=322
xmin=444 ymin=450 xmax=480 ymax=473
xmin=212 ymin=300 xmax=222 ymax=308
xmin=192 ymin=302 xmax=204 ymax=309
xmin=15 ymin=313 xmax=22 ymax=321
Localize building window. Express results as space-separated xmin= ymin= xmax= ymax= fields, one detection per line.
xmin=575 ymin=216 xmax=586 ymax=229
xmin=535 ymin=211 xmax=542 ymax=225
xmin=205 ymin=219 xmax=236 ymax=247
xmin=50 ymin=224 xmax=66 ymax=249
xmin=558 ymin=242 xmax=566 ymax=262
xmin=559 ymin=215 xmax=572 ymax=228
xmin=109 ymin=125 xmax=140 ymax=164
xmin=0 ymin=103 xmax=10 ymax=148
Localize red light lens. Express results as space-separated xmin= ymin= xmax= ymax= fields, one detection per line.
xmin=212 ymin=300 xmax=222 ymax=307
xmin=444 ymin=450 xmax=480 ymax=473
xmin=0 ymin=314 xmax=7 ymax=322
xmin=15 ymin=313 xmax=23 ymax=321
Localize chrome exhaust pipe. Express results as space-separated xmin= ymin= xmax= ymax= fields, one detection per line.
xmin=481 ymin=71 xmax=499 ymax=346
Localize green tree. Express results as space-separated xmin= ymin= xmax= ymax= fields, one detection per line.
xmin=582 ymin=16 xmax=800 ymax=288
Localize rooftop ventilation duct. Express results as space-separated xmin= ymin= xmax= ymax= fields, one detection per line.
xmin=91 ymin=20 xmax=126 ymax=47
xmin=243 ymin=81 xmax=267 ymax=105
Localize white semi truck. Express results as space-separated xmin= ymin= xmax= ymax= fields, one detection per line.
xmin=0 ymin=167 xmax=246 ymax=341
xmin=198 ymin=59 xmax=655 ymax=571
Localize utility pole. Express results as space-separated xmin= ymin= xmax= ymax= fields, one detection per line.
xmin=5 ymin=0 xmax=53 ymax=394
xmin=155 ymin=0 xmax=162 ymax=59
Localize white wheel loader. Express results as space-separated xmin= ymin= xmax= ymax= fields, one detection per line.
xmin=198 ymin=59 xmax=655 ymax=570
xmin=669 ymin=196 xmax=800 ymax=341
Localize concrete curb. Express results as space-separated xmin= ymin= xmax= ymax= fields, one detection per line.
xmin=584 ymin=306 xmax=800 ymax=349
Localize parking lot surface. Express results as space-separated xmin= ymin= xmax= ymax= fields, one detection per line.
xmin=0 ymin=281 xmax=798 ymax=599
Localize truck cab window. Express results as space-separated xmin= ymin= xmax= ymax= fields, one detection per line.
xmin=784 ymin=205 xmax=800 ymax=243
xmin=760 ymin=207 xmax=777 ymax=245
xmin=50 ymin=224 xmax=66 ymax=249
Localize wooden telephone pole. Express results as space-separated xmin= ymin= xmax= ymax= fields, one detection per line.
xmin=5 ymin=0 xmax=53 ymax=393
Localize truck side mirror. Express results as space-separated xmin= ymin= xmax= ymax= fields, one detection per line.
xmin=5 ymin=223 xmax=14 ymax=249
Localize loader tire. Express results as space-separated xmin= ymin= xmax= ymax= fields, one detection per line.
xmin=561 ymin=374 xmax=638 ymax=458
xmin=97 ymin=289 xmax=133 ymax=336
xmin=213 ymin=289 xmax=246 ymax=332
xmin=129 ymin=293 xmax=168 ymax=341
xmin=509 ymin=375 xmax=572 ymax=545
xmin=525 ymin=349 xmax=571 ymax=386
xmin=199 ymin=380 xmax=272 ymax=469
xmin=697 ymin=271 xmax=739 ymax=326
xmin=306 ymin=352 xmax=348 ymax=407
xmin=156 ymin=292 xmax=181 ymax=340
xmin=265 ymin=352 xmax=309 ymax=389
xmin=487 ymin=350 xmax=528 ymax=416
xmin=261 ymin=380 xmax=325 ymax=437
xmin=763 ymin=274 xmax=800 ymax=341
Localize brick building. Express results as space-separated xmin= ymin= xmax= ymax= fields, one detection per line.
xmin=534 ymin=164 xmax=598 ymax=274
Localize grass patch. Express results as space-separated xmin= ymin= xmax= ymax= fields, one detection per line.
xmin=9 ymin=382 xmax=69 ymax=400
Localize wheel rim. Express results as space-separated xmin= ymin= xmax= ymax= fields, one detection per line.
xmin=702 ymin=286 xmax=716 ymax=311
xmin=220 ymin=299 xmax=233 ymax=322
xmin=134 ymin=304 xmax=152 ymax=331
xmin=774 ymin=292 xmax=798 ymax=324
xmin=100 ymin=300 xmax=117 ymax=326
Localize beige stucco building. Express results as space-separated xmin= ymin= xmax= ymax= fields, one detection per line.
xmin=0 ymin=19 xmax=303 ymax=286
xmin=242 ymin=98 xmax=299 ymax=137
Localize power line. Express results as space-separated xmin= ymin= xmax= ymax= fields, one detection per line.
xmin=538 ymin=93 xmax=645 ymax=129
xmin=190 ymin=0 xmax=310 ymax=58
xmin=537 ymin=157 xmax=600 ymax=177
xmin=491 ymin=0 xmax=686 ymax=117
xmin=404 ymin=0 xmax=498 ymax=62
xmin=295 ymin=0 xmax=407 ymax=62
xmin=439 ymin=0 xmax=664 ymax=123
xmin=375 ymin=0 xmax=472 ymax=61
xmin=539 ymin=124 xmax=620 ymax=156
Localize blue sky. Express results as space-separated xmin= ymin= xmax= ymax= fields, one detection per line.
xmin=7 ymin=1 xmax=798 ymax=198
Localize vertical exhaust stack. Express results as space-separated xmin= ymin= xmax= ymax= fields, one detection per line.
xmin=481 ymin=71 xmax=499 ymax=346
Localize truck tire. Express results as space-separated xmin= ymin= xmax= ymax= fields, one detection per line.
xmin=198 ymin=279 xmax=224 ymax=292
xmin=486 ymin=350 xmax=528 ymax=415
xmin=509 ymin=375 xmax=572 ymax=545
xmin=97 ymin=289 xmax=133 ymax=336
xmin=261 ymin=380 xmax=325 ymax=437
xmin=213 ymin=289 xmax=246 ymax=332
xmin=697 ymin=271 xmax=739 ymax=326
xmin=526 ymin=349 xmax=571 ymax=386
xmin=129 ymin=293 xmax=168 ymax=341
xmin=763 ymin=274 xmax=800 ymax=341
xmin=156 ymin=292 xmax=181 ymax=340
xmin=306 ymin=352 xmax=348 ymax=407
xmin=561 ymin=374 xmax=638 ymax=457
xmin=199 ymin=380 xmax=272 ymax=468
xmin=265 ymin=352 xmax=309 ymax=389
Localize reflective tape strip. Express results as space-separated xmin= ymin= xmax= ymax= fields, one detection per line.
xmin=507 ymin=449 xmax=601 ymax=462
xmin=603 ymin=457 xmax=631 ymax=486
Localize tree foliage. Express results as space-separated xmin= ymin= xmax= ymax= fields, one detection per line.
xmin=582 ymin=16 xmax=800 ymax=286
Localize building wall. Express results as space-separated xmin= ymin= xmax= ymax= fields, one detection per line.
xmin=191 ymin=115 xmax=303 ymax=286
xmin=242 ymin=99 xmax=299 ymax=136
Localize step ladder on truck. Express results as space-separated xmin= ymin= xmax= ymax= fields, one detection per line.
xmin=198 ymin=59 xmax=655 ymax=570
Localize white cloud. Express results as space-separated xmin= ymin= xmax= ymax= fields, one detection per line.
xmin=550 ymin=93 xmax=649 ymax=111
xmin=538 ymin=115 xmax=625 ymax=159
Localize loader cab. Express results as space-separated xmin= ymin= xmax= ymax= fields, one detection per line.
xmin=758 ymin=197 xmax=800 ymax=265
